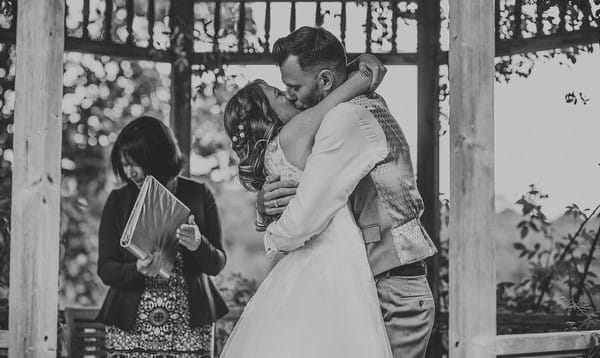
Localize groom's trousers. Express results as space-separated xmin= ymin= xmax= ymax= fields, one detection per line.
xmin=376 ymin=265 xmax=435 ymax=358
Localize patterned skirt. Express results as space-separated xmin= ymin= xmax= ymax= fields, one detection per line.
xmin=106 ymin=254 xmax=214 ymax=358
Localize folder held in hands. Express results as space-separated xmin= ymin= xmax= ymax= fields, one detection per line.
xmin=120 ymin=175 xmax=190 ymax=279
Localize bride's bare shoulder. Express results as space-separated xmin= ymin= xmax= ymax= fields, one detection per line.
xmin=279 ymin=118 xmax=310 ymax=148
xmin=278 ymin=123 xmax=312 ymax=170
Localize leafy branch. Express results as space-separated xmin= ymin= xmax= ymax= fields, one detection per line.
xmin=535 ymin=203 xmax=600 ymax=309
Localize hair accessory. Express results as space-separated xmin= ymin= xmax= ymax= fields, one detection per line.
xmin=235 ymin=123 xmax=246 ymax=142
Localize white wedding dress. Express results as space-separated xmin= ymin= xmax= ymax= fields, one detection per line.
xmin=219 ymin=137 xmax=393 ymax=358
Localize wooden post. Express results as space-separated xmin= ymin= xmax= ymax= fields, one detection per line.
xmin=417 ymin=0 xmax=441 ymax=357
xmin=8 ymin=1 xmax=65 ymax=357
xmin=448 ymin=0 xmax=496 ymax=357
xmin=169 ymin=0 xmax=194 ymax=176
xmin=417 ymin=0 xmax=441 ymax=305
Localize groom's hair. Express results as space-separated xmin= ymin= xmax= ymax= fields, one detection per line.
xmin=273 ymin=26 xmax=346 ymax=75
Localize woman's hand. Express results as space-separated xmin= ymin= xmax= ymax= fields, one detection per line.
xmin=136 ymin=252 xmax=161 ymax=277
xmin=356 ymin=53 xmax=387 ymax=96
xmin=176 ymin=215 xmax=202 ymax=251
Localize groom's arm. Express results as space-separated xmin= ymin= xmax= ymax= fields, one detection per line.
xmin=264 ymin=103 xmax=388 ymax=253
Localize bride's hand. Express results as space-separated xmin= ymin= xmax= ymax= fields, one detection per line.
xmin=356 ymin=53 xmax=387 ymax=97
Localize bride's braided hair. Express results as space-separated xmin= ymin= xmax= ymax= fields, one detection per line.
xmin=224 ymin=79 xmax=283 ymax=191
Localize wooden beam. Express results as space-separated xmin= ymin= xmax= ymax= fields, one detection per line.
xmin=0 ymin=26 xmax=593 ymax=68
xmin=496 ymin=29 xmax=600 ymax=57
xmin=496 ymin=331 xmax=600 ymax=357
xmin=0 ymin=30 xmax=171 ymax=62
xmin=417 ymin=0 xmax=441 ymax=356
xmin=340 ymin=0 xmax=346 ymax=46
xmin=0 ymin=29 xmax=15 ymax=44
xmin=0 ymin=330 xmax=6 ymax=349
xmin=512 ymin=0 xmax=523 ymax=40
xmin=104 ymin=0 xmax=113 ymax=42
xmin=148 ymin=0 xmax=155 ymax=49
xmin=448 ymin=0 xmax=496 ymax=357
xmin=315 ymin=0 xmax=322 ymax=26
xmin=417 ymin=0 xmax=441 ymax=279
xmin=290 ymin=0 xmax=296 ymax=32
xmin=65 ymin=38 xmax=171 ymax=62
xmin=264 ymin=0 xmax=271 ymax=51
xmin=191 ymin=52 xmax=419 ymax=66
xmin=0 ymin=15 xmax=598 ymax=65
xmin=126 ymin=0 xmax=134 ymax=44
xmin=82 ymin=0 xmax=90 ymax=40
xmin=213 ymin=0 xmax=221 ymax=53
xmin=365 ymin=1 xmax=372 ymax=53
xmin=9 ymin=0 xmax=64 ymax=357
xmin=169 ymin=0 xmax=194 ymax=176
xmin=237 ymin=0 xmax=246 ymax=53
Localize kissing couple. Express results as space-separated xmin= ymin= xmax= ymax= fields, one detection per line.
xmin=221 ymin=26 xmax=438 ymax=358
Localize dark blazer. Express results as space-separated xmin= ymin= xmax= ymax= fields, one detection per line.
xmin=96 ymin=176 xmax=229 ymax=331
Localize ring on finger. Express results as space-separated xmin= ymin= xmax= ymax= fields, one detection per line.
xmin=274 ymin=199 xmax=279 ymax=208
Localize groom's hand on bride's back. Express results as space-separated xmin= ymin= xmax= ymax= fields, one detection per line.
xmin=257 ymin=174 xmax=298 ymax=216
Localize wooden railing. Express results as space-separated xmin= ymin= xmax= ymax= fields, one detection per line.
xmin=0 ymin=330 xmax=7 ymax=358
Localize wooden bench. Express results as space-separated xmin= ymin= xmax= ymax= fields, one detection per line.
xmin=64 ymin=308 xmax=106 ymax=358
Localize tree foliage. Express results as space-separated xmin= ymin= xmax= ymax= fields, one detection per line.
xmin=497 ymin=185 xmax=600 ymax=314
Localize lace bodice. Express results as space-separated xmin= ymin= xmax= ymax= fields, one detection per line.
xmin=264 ymin=136 xmax=303 ymax=182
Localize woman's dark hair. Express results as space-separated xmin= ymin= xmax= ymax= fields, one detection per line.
xmin=111 ymin=116 xmax=184 ymax=186
xmin=273 ymin=26 xmax=347 ymax=75
xmin=224 ymin=79 xmax=283 ymax=191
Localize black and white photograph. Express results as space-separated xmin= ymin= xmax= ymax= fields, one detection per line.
xmin=0 ymin=0 xmax=599 ymax=357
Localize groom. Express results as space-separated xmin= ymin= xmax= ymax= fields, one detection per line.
xmin=256 ymin=26 xmax=438 ymax=358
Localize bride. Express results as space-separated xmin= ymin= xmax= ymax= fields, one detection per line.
xmin=221 ymin=64 xmax=393 ymax=357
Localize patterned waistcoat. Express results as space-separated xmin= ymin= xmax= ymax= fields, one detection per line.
xmin=348 ymin=95 xmax=438 ymax=276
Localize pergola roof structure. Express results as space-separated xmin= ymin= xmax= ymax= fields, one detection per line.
xmin=1 ymin=0 xmax=597 ymax=63
xmin=0 ymin=0 xmax=598 ymax=357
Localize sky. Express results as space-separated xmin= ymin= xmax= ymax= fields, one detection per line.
xmin=229 ymin=46 xmax=600 ymax=220
xmin=490 ymin=50 xmax=600 ymax=219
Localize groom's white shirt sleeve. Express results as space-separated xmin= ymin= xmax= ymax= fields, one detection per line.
xmin=264 ymin=102 xmax=388 ymax=253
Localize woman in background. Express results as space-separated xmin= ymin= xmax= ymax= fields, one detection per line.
xmin=96 ymin=116 xmax=228 ymax=358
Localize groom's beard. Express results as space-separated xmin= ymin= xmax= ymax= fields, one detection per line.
xmin=296 ymin=91 xmax=328 ymax=110
xmin=313 ymin=88 xmax=331 ymax=107
xmin=306 ymin=90 xmax=328 ymax=109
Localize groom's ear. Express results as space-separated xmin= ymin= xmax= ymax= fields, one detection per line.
xmin=317 ymin=69 xmax=335 ymax=92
